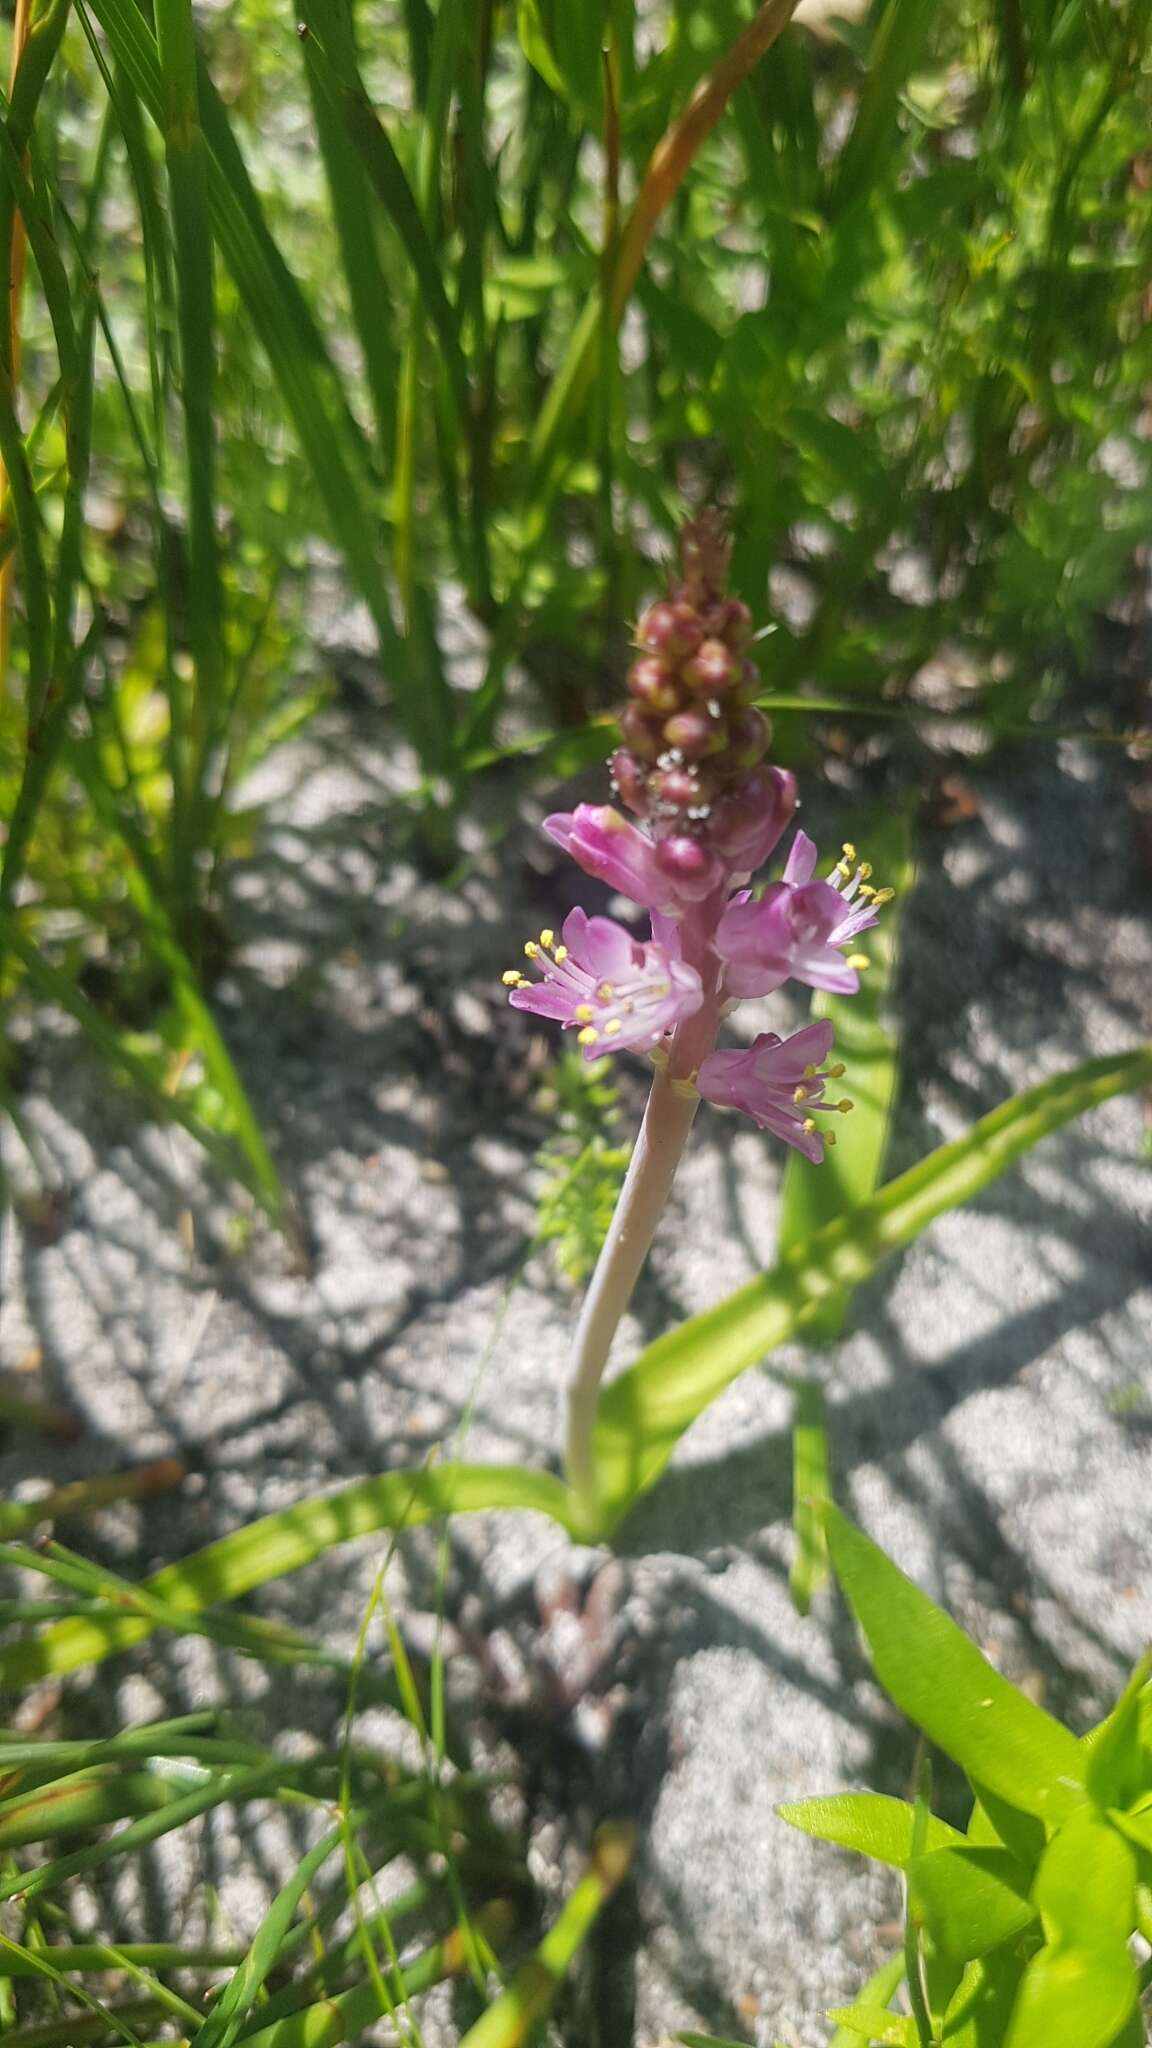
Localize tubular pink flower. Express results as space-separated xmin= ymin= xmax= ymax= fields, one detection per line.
xmin=505 ymin=907 xmax=703 ymax=1059
xmin=696 ymin=1020 xmax=842 ymax=1162
xmin=542 ymin=805 xmax=678 ymax=912
xmin=714 ymin=829 xmax=889 ymax=999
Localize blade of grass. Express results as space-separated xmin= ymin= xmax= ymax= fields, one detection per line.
xmin=788 ymin=1378 xmax=830 ymax=1617
xmin=0 ymin=1457 xmax=187 ymax=1538
xmin=590 ymin=1040 xmax=1152 ymax=1530
xmin=457 ymin=1823 xmax=634 ymax=2048
xmin=0 ymin=1464 xmax=574 ymax=1686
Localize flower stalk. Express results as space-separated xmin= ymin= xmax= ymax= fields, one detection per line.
xmin=504 ymin=511 xmax=891 ymax=1535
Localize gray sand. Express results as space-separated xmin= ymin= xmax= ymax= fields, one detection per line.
xmin=2 ymin=705 xmax=1150 ymax=2045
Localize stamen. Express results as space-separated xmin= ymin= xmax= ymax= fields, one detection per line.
xmin=857 ymin=883 xmax=877 ymax=900
xmin=841 ymin=842 xmax=856 ymax=863
xmin=846 ymin=952 xmax=870 ymax=970
xmin=502 ymin=970 xmax=525 ymax=987
xmin=524 ymin=941 xmax=539 ymax=959
xmin=837 ymin=1099 xmax=854 ymax=1114
xmin=577 ymin=1025 xmax=600 ymax=1046
xmin=597 ymin=981 xmax=615 ymax=1001
xmin=574 ymin=1003 xmax=593 ymax=1023
xmin=553 ymin=946 xmax=569 ymax=964
xmin=825 ymin=1129 xmax=838 ymax=1147
xmin=604 ymin=1019 xmax=623 ymax=1037
xmin=857 ymin=862 xmax=872 ymax=881
xmin=539 ymin=928 xmax=555 ymax=950
xmin=872 ymin=887 xmax=895 ymax=905
xmin=802 ymin=1063 xmax=817 ymax=1079
xmin=827 ymin=1063 xmax=846 ymax=1079
xmin=793 ymin=1085 xmax=809 ymax=1104
xmin=802 ymin=1117 xmax=817 ymax=1136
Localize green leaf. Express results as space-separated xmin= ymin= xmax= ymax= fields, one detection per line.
xmin=777 ymin=1792 xmax=964 ymax=1869
xmin=822 ymin=1506 xmax=1085 ymax=1825
xmin=966 ymin=1786 xmax=1046 ymax=1875
xmin=825 ymin=2007 xmax=912 ymax=2045
xmin=829 ymin=1957 xmax=906 ymax=2048
xmin=1004 ymin=1810 xmax=1138 ymax=2048
xmin=789 ymin=1378 xmax=831 ymax=1614
xmin=1083 ymin=1655 xmax=1152 ymax=1814
xmin=589 ymin=1043 xmax=1152 ymax=1530
xmin=910 ymin=1846 xmax=1036 ymax=1960
xmin=941 ymin=1951 xmax=1028 ymax=2048
xmin=777 ymin=805 xmax=915 ymax=1339
xmin=0 ymin=1465 xmax=574 ymax=1687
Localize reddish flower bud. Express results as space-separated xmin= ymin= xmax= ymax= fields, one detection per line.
xmin=651 ymin=763 xmax=710 ymax=810
xmin=637 ymin=600 xmax=704 ymax=661
xmin=618 ymin=702 xmax=664 ymax=760
xmin=627 ymin=656 xmax=680 ymax=714
xmin=608 ymin=747 xmax=651 ymax=815
xmin=663 ymin=707 xmax=725 ymax=760
xmin=681 ymin=637 xmax=737 ymax=694
xmin=720 ymin=599 xmax=754 ymax=650
xmin=725 ymin=706 xmax=772 ymax=769
xmin=655 ymin=834 xmax=726 ymax=899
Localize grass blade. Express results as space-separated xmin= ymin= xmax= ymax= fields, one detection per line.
xmin=589 ymin=1041 xmax=1152 ymax=1530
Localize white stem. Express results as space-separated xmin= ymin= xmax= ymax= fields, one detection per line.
xmin=564 ymin=1063 xmax=700 ymax=1531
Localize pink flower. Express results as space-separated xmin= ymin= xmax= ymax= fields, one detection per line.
xmin=544 ymin=804 xmax=727 ymax=914
xmin=697 ymin=1020 xmax=843 ymax=1162
xmin=505 ymin=908 xmax=703 ymax=1059
xmin=714 ymin=830 xmax=888 ymax=999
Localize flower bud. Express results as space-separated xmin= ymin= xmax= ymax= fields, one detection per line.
xmin=681 ymin=637 xmax=737 ymax=694
xmin=636 ymin=600 xmax=704 ymax=661
xmin=663 ymin=707 xmax=725 ymax=760
xmin=655 ymin=834 xmax=726 ymax=899
xmin=720 ymin=599 xmax=754 ymax=649
xmin=608 ymin=747 xmax=651 ymax=815
xmin=651 ymin=763 xmax=711 ymax=810
xmin=627 ymin=656 xmax=680 ymax=714
xmin=618 ymin=702 xmax=664 ymax=760
xmin=725 ymin=706 xmax=772 ymax=769
xmin=709 ymin=765 xmax=797 ymax=868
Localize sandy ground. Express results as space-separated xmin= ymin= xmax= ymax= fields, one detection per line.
xmin=2 ymin=704 xmax=1150 ymax=2046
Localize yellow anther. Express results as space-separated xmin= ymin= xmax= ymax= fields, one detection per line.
xmin=524 ymin=940 xmax=539 ymax=959
xmin=604 ymin=1019 xmax=623 ymax=1037
xmin=827 ymin=1062 xmax=846 ymax=1079
xmin=597 ymin=981 xmax=615 ymax=1001
xmin=577 ymin=1025 xmax=600 ymax=1046
xmin=502 ymin=969 xmax=525 ymax=987
xmin=872 ymin=887 xmax=895 ymax=906
xmin=857 ymin=862 xmax=872 ymax=881
xmin=802 ymin=1117 xmax=817 ymax=1135
xmin=847 ymin=952 xmax=870 ymax=970
xmin=553 ymin=945 xmax=569 ymax=964
xmin=574 ymin=1003 xmax=593 ymax=1023
xmin=837 ymin=1099 xmax=854 ymax=1114
xmin=825 ymin=1129 xmax=838 ymax=1148
xmin=802 ymin=1063 xmax=817 ymax=1079
xmin=793 ymin=1084 xmax=809 ymax=1104
xmin=857 ymin=884 xmax=876 ymax=900
xmin=539 ymin=928 xmax=555 ymax=950
xmin=841 ymin=842 xmax=856 ymax=863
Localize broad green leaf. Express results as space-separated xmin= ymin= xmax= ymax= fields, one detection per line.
xmin=789 ymin=1378 xmax=831 ymax=1614
xmin=822 ymin=1507 xmax=1085 ymax=1824
xmin=825 ymin=2007 xmax=912 ymax=2045
xmin=777 ymin=805 xmax=915 ymax=1339
xmin=589 ymin=1043 xmax=1152 ymax=1530
xmin=966 ymin=1787 xmax=1046 ymax=1875
xmin=1004 ymin=1810 xmax=1138 ymax=2048
xmin=777 ymin=1792 xmax=964 ymax=1869
xmin=942 ymin=1951 xmax=1028 ymax=2048
xmin=1083 ymin=1655 xmax=1152 ymax=1814
xmin=0 ymin=1466 xmax=574 ymax=1687
xmin=910 ymin=1846 xmax=1035 ymax=1960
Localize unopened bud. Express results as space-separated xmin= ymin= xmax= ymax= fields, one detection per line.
xmin=651 ymin=763 xmax=708 ymax=810
xmin=608 ymin=747 xmax=650 ymax=815
xmin=663 ymin=707 xmax=724 ymax=760
xmin=681 ymin=638 xmax=737 ymax=694
xmin=720 ymin=599 xmax=754 ymax=649
xmin=618 ymin=702 xmax=664 ymax=760
xmin=654 ymin=834 xmax=725 ymax=899
xmin=724 ymin=706 xmax=772 ymax=769
xmin=637 ymin=600 xmax=704 ymax=661
xmin=627 ymin=656 xmax=680 ymax=714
